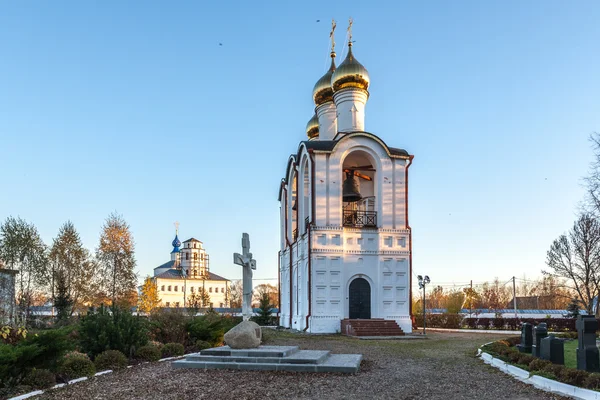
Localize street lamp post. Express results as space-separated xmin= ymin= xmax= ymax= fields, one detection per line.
xmin=418 ymin=275 xmax=431 ymax=335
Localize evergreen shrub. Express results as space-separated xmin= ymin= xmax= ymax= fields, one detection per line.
xmin=22 ymin=369 xmax=56 ymax=389
xmin=59 ymin=352 xmax=95 ymax=380
xmin=79 ymin=305 xmax=148 ymax=358
xmin=136 ymin=345 xmax=161 ymax=362
xmin=161 ymin=343 xmax=185 ymax=358
xmin=94 ymin=350 xmax=128 ymax=371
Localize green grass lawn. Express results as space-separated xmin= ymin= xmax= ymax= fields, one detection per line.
xmin=564 ymin=339 xmax=578 ymax=369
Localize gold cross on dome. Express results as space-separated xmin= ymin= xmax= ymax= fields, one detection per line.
xmin=348 ymin=17 xmax=353 ymax=44
xmin=174 ymin=221 xmax=180 ymax=234
xmin=330 ymin=19 xmax=336 ymax=53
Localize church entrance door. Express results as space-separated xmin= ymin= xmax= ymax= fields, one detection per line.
xmin=349 ymin=278 xmax=371 ymax=319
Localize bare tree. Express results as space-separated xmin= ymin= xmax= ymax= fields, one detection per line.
xmin=545 ymin=213 xmax=600 ymax=315
xmin=253 ymin=283 xmax=278 ymax=308
xmin=584 ymin=132 xmax=600 ymax=214
xmin=229 ymin=279 xmax=242 ymax=308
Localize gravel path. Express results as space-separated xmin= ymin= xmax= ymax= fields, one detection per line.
xmin=38 ymin=331 xmax=566 ymax=400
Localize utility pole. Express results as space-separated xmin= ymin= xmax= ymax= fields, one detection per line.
xmin=513 ymin=276 xmax=517 ymax=319
xmin=469 ymin=280 xmax=473 ymax=318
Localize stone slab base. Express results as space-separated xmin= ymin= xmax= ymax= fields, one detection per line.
xmin=172 ymin=345 xmax=362 ymax=373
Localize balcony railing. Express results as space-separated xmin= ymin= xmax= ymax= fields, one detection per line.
xmin=343 ymin=209 xmax=377 ymax=228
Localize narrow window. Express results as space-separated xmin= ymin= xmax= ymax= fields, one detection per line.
xmin=186 ymin=253 xmax=189 ymax=260
xmin=168 ymin=285 xmax=171 ymax=292
xmin=221 ymin=287 xmax=224 ymax=293
xmin=175 ymin=302 xmax=179 ymax=307
xmin=166 ymin=302 xmax=170 ymax=307
xmin=161 ymin=285 xmax=165 ymax=291
xmin=209 ymin=287 xmax=213 ymax=293
xmin=174 ymin=286 xmax=178 ymax=292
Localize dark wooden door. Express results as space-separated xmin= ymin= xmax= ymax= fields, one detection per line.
xmin=349 ymin=278 xmax=371 ymax=319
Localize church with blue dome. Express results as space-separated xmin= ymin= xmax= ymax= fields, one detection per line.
xmin=150 ymin=229 xmax=230 ymax=309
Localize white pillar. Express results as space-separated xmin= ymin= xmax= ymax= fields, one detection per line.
xmin=316 ymin=101 xmax=337 ymax=140
xmin=333 ymin=89 xmax=368 ymax=133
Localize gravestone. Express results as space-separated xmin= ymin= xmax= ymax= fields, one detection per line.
xmin=517 ymin=323 xmax=533 ymax=353
xmin=532 ymin=323 xmax=548 ymax=357
xmin=540 ymin=334 xmax=564 ymax=365
xmin=576 ymin=315 xmax=600 ymax=372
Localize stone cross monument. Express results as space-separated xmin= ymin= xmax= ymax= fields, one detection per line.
xmin=233 ymin=233 xmax=256 ymax=321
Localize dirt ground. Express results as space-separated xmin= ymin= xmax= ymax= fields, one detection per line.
xmin=37 ymin=330 xmax=566 ymax=400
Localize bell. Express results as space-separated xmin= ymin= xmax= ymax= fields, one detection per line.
xmin=342 ymin=171 xmax=362 ymax=202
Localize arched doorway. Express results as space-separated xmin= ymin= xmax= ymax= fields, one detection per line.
xmin=349 ymin=278 xmax=371 ymax=319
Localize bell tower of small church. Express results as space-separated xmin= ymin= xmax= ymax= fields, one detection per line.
xmin=278 ymin=19 xmax=414 ymax=334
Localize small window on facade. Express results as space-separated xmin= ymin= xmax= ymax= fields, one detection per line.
xmin=166 ymin=302 xmax=170 ymax=307
xmin=194 ymin=253 xmax=197 ymax=260
xmin=174 ymin=286 xmax=178 ymax=292
xmin=175 ymin=302 xmax=180 ymax=307
xmin=161 ymin=285 xmax=165 ymax=291
xmin=221 ymin=287 xmax=224 ymax=293
xmin=220 ymin=303 xmax=223 ymax=308
xmin=168 ymin=285 xmax=172 ymax=291
xmin=209 ymin=287 xmax=212 ymax=293
xmin=186 ymin=253 xmax=189 ymax=260
xmin=191 ymin=286 xmax=195 ymax=293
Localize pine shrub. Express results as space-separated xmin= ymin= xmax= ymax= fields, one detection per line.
xmin=186 ymin=314 xmax=225 ymax=347
xmin=528 ymin=358 xmax=552 ymax=372
xmin=584 ymin=373 xmax=600 ymax=390
xmin=559 ymin=369 xmax=589 ymax=386
xmin=22 ymin=369 xmax=56 ymax=389
xmin=148 ymin=310 xmax=189 ymax=344
xmin=59 ymin=353 xmax=95 ymax=380
xmin=136 ymin=345 xmax=161 ymax=362
xmin=195 ymin=340 xmax=212 ymax=351
xmin=94 ymin=350 xmax=128 ymax=371
xmin=517 ymin=354 xmax=535 ymax=367
xmin=79 ymin=305 xmax=148 ymax=358
xmin=161 ymin=343 xmax=185 ymax=358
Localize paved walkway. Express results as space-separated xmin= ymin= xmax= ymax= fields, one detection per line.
xmin=38 ymin=331 xmax=567 ymax=400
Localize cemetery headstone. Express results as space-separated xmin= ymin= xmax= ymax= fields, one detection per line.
xmin=576 ymin=315 xmax=600 ymax=372
xmin=517 ymin=323 xmax=533 ymax=353
xmin=540 ymin=334 xmax=564 ymax=365
xmin=532 ymin=323 xmax=548 ymax=357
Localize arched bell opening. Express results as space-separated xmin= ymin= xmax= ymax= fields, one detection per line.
xmin=341 ymin=150 xmax=377 ymax=228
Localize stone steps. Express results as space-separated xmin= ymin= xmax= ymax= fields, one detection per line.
xmin=342 ymin=319 xmax=405 ymax=337
xmin=172 ymin=345 xmax=362 ymax=373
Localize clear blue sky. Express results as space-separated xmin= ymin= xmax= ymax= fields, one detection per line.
xmin=1 ymin=1 xmax=599 ymax=291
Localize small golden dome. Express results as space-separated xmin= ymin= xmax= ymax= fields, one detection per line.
xmin=331 ymin=43 xmax=370 ymax=92
xmin=312 ymin=53 xmax=336 ymax=106
xmin=306 ymin=114 xmax=319 ymax=139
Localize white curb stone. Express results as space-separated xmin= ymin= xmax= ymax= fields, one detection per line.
xmin=480 ymin=346 xmax=600 ymax=400
xmin=9 ymin=391 xmax=44 ymax=400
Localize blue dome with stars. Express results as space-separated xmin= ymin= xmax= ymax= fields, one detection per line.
xmin=171 ymin=234 xmax=181 ymax=253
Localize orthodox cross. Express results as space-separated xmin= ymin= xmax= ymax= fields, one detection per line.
xmin=233 ymin=233 xmax=256 ymax=321
xmin=350 ymin=104 xmax=359 ymax=127
xmin=330 ymin=19 xmax=336 ymax=54
xmin=347 ymin=17 xmax=353 ymax=44
xmin=174 ymin=221 xmax=180 ymax=234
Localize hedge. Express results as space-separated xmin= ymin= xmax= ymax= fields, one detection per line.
xmin=414 ymin=315 xmax=578 ymax=331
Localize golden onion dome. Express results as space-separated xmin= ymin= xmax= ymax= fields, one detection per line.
xmin=331 ymin=43 xmax=370 ymax=92
xmin=306 ymin=114 xmax=319 ymax=139
xmin=312 ymin=53 xmax=336 ymax=106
